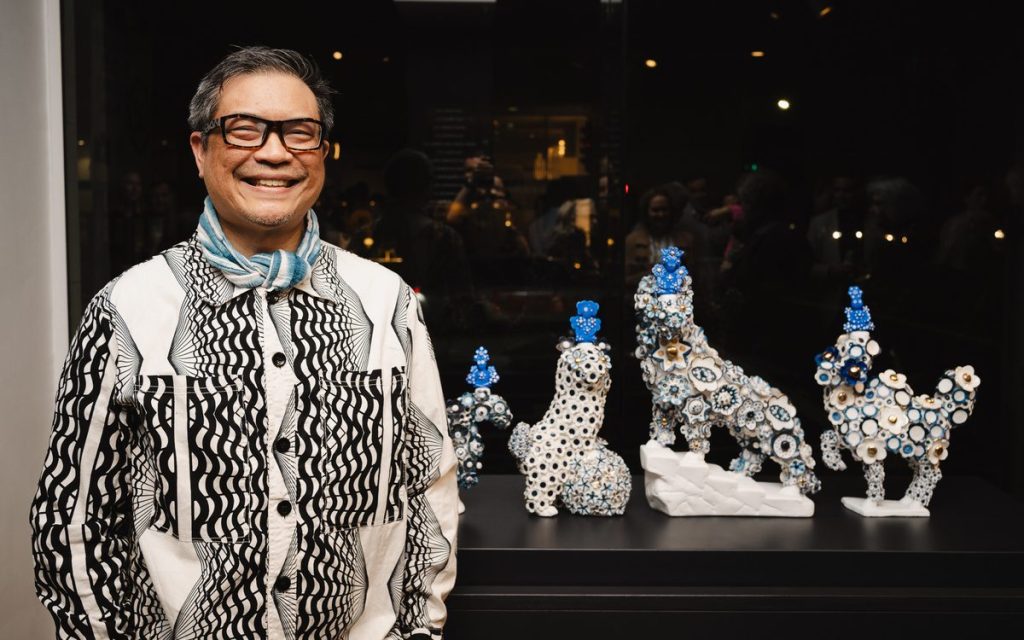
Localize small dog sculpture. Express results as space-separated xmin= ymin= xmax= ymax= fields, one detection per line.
xmin=635 ymin=247 xmax=820 ymax=494
xmin=509 ymin=301 xmax=631 ymax=517
xmin=814 ymin=286 xmax=980 ymax=509
xmin=446 ymin=347 xmax=512 ymax=491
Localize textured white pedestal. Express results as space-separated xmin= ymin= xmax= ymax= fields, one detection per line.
xmin=840 ymin=496 xmax=929 ymax=517
xmin=640 ymin=441 xmax=815 ymax=517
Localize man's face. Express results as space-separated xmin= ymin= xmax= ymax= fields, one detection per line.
xmin=190 ymin=72 xmax=327 ymax=233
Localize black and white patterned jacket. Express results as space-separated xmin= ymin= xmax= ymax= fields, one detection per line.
xmin=30 ymin=233 xmax=458 ymax=639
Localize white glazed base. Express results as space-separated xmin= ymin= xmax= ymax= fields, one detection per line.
xmin=640 ymin=440 xmax=814 ymax=517
xmin=840 ymin=496 xmax=929 ymax=517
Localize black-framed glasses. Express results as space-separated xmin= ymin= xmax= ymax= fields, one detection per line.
xmin=204 ymin=113 xmax=325 ymax=151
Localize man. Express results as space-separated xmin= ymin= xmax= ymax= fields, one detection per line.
xmin=30 ymin=47 xmax=458 ymax=640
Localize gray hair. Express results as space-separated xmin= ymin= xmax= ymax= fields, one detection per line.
xmin=188 ymin=46 xmax=335 ymax=139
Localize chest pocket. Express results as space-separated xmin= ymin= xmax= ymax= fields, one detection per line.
xmin=318 ymin=367 xmax=407 ymax=530
xmin=135 ymin=375 xmax=252 ymax=543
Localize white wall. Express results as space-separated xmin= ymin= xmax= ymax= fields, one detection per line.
xmin=0 ymin=0 xmax=68 ymax=637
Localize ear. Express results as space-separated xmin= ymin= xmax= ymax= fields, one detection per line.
xmin=189 ymin=132 xmax=207 ymax=179
xmin=320 ymin=140 xmax=330 ymax=159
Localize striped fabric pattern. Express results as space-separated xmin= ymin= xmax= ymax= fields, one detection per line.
xmin=196 ymin=197 xmax=322 ymax=292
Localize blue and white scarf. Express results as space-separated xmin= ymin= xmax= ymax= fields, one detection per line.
xmin=197 ymin=197 xmax=322 ymax=292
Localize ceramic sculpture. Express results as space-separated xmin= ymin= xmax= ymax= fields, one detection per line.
xmin=814 ymin=286 xmax=980 ymax=516
xmin=508 ymin=301 xmax=631 ymax=517
xmin=635 ymin=247 xmax=819 ymax=517
xmin=445 ymin=347 xmax=513 ymax=514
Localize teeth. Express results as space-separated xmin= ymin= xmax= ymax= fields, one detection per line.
xmin=253 ymin=179 xmax=290 ymax=187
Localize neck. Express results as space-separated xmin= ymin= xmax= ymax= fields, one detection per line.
xmin=219 ymin=217 xmax=305 ymax=257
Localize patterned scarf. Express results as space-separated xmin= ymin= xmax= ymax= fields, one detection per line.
xmin=197 ymin=197 xmax=322 ymax=292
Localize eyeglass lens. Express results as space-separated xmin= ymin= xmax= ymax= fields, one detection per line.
xmin=222 ymin=115 xmax=322 ymax=150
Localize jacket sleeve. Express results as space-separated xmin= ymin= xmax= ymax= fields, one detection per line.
xmin=395 ymin=285 xmax=459 ymax=639
xmin=30 ymin=288 xmax=145 ymax=639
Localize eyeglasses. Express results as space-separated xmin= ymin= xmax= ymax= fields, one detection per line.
xmin=204 ymin=113 xmax=325 ymax=151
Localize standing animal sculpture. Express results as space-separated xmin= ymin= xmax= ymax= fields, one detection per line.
xmin=635 ymin=247 xmax=820 ymax=494
xmin=814 ymin=286 xmax=980 ymax=512
xmin=445 ymin=347 xmax=513 ymax=492
xmin=508 ymin=301 xmax=631 ymax=517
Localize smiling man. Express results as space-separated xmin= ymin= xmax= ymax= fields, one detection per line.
xmin=31 ymin=47 xmax=458 ymax=640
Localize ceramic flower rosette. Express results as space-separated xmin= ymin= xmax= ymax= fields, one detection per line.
xmin=635 ymin=247 xmax=819 ymax=517
xmin=445 ymin=347 xmax=513 ymax=514
xmin=814 ymin=286 xmax=980 ymax=517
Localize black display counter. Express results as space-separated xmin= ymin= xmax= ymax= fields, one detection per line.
xmin=447 ymin=475 xmax=1024 ymax=637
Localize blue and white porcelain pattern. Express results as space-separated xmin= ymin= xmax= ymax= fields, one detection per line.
xmin=814 ymin=286 xmax=980 ymax=510
xmin=445 ymin=347 xmax=512 ymax=491
xmin=508 ymin=301 xmax=632 ymax=516
xmin=634 ymin=247 xmax=821 ymax=494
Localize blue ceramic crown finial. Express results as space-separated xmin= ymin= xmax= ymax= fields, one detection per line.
xmin=571 ymin=300 xmax=601 ymax=344
xmin=652 ymin=246 xmax=688 ymax=295
xmin=843 ymin=286 xmax=875 ymax=332
xmin=466 ymin=346 xmax=499 ymax=388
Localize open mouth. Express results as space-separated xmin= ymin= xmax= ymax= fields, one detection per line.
xmin=241 ymin=177 xmax=302 ymax=188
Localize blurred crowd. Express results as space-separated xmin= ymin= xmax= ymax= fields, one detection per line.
xmin=106 ymin=151 xmax=1022 ymax=362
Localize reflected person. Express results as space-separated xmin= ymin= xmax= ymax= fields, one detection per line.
xmin=30 ymin=47 xmax=458 ymax=640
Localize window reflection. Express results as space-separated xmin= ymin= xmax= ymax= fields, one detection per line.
xmin=65 ymin=0 xmax=1022 ymax=487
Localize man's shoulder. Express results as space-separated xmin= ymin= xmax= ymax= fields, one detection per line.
xmin=103 ymin=242 xmax=187 ymax=303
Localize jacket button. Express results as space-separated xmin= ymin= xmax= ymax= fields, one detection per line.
xmin=274 ymin=438 xmax=290 ymax=453
xmin=272 ymin=352 xmax=287 ymax=368
xmin=274 ymin=576 xmax=290 ymax=592
xmin=267 ymin=291 xmax=280 ymax=305
xmin=277 ymin=500 xmax=292 ymax=517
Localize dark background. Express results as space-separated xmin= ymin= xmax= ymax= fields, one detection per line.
xmin=62 ymin=0 xmax=1024 ymax=495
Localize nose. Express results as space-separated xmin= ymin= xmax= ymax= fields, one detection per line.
xmin=252 ymin=130 xmax=292 ymax=164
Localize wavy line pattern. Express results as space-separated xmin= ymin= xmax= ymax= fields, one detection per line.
xmin=135 ymin=376 xmax=177 ymax=536
xmin=173 ymin=540 xmax=265 ymax=639
xmin=296 ymin=523 xmax=368 ymax=638
xmin=187 ymin=378 xmax=251 ymax=541
xmin=321 ymin=371 xmax=384 ymax=529
xmin=398 ymin=494 xmax=450 ymax=634
xmin=387 ymin=369 xmax=408 ymax=523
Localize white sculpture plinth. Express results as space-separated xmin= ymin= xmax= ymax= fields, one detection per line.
xmin=640 ymin=441 xmax=815 ymax=517
xmin=840 ymin=496 xmax=929 ymax=517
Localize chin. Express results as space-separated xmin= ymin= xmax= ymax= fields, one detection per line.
xmin=242 ymin=204 xmax=305 ymax=229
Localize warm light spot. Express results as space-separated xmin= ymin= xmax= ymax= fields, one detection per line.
xmin=751 ymin=51 xmax=765 ymax=58
xmin=573 ymin=262 xmax=582 ymax=270
xmin=77 ymin=139 xmax=85 ymax=147
xmin=607 ymin=237 xmax=615 ymax=247
xmin=504 ymin=219 xmax=512 ymax=228
xmin=770 ymin=11 xmax=780 ymax=20
xmin=332 ymin=142 xmax=341 ymax=160
xmin=644 ymin=59 xmax=657 ymax=69
xmin=995 ymin=229 xmax=1006 ymax=240
xmin=777 ymin=99 xmax=791 ymax=110
xmin=820 ymin=6 xmax=833 ymax=17
xmin=788 ymin=223 xmax=796 ymax=230
xmin=557 ymin=139 xmax=566 ymax=157
xmin=900 ymin=235 xmax=909 ymax=244
xmin=855 ymin=230 xmax=863 ymax=239
xmin=332 ymin=51 xmax=343 ymax=60
xmin=884 ymin=233 xmax=894 ymax=242
xmin=831 ymin=230 xmax=842 ymax=240
xmin=382 ymin=56 xmax=390 ymax=63
xmin=369 ymin=200 xmax=376 ymax=207
xmin=363 ymin=237 xmax=374 ymax=248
